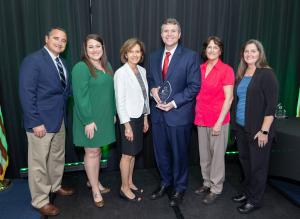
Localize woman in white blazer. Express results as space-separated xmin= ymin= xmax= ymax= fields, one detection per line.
xmin=114 ymin=38 xmax=150 ymax=202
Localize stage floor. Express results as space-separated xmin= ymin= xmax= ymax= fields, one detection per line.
xmin=0 ymin=179 xmax=40 ymax=219
xmin=51 ymin=161 xmax=300 ymax=219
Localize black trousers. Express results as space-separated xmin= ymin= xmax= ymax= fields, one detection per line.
xmin=236 ymin=124 xmax=272 ymax=206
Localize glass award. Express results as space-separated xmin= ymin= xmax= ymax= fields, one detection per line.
xmin=275 ymin=103 xmax=287 ymax=119
xmin=158 ymin=81 xmax=172 ymax=103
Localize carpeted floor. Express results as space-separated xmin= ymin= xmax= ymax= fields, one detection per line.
xmin=0 ymin=179 xmax=40 ymax=219
xmin=52 ymin=160 xmax=300 ymax=219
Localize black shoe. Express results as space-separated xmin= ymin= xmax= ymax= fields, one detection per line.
xmin=150 ymin=185 xmax=170 ymax=200
xmin=119 ymin=190 xmax=142 ymax=202
xmin=194 ymin=186 xmax=210 ymax=195
xmin=232 ymin=193 xmax=247 ymax=203
xmin=131 ymin=187 xmax=144 ymax=195
xmin=237 ymin=202 xmax=259 ymax=214
xmin=169 ymin=191 xmax=184 ymax=207
xmin=202 ymin=192 xmax=219 ymax=204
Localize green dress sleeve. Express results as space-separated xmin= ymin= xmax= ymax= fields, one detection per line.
xmin=72 ymin=62 xmax=94 ymax=125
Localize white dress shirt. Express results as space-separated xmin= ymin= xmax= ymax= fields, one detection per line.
xmin=161 ymin=45 xmax=178 ymax=69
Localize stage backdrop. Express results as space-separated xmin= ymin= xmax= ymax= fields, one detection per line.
xmin=0 ymin=0 xmax=299 ymax=178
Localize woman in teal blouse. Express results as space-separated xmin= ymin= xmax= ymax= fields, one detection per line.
xmin=72 ymin=34 xmax=115 ymax=207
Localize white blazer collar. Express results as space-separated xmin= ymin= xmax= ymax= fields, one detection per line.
xmin=124 ymin=62 xmax=139 ymax=78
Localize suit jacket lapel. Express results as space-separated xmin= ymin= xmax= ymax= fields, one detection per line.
xmin=42 ymin=48 xmax=70 ymax=94
xmin=165 ymin=45 xmax=182 ymax=81
xmin=157 ymin=48 xmax=164 ymax=84
xmin=41 ymin=48 xmax=61 ymax=83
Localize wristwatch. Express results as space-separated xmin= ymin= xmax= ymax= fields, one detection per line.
xmin=260 ymin=130 xmax=269 ymax=135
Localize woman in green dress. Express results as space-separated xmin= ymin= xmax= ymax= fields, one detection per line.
xmin=72 ymin=34 xmax=115 ymax=207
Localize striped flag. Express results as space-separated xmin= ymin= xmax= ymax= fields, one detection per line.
xmin=0 ymin=106 xmax=9 ymax=180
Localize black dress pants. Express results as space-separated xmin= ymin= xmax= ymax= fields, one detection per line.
xmin=236 ymin=124 xmax=272 ymax=206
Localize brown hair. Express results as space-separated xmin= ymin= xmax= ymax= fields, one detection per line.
xmin=81 ymin=34 xmax=112 ymax=77
xmin=120 ymin=38 xmax=145 ymax=64
xmin=201 ymin=36 xmax=224 ymax=61
xmin=237 ymin=39 xmax=270 ymax=79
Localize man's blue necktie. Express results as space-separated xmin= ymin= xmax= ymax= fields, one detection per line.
xmin=55 ymin=57 xmax=66 ymax=89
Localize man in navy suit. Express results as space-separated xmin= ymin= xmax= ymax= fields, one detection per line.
xmin=19 ymin=27 xmax=74 ymax=216
xmin=148 ymin=18 xmax=200 ymax=206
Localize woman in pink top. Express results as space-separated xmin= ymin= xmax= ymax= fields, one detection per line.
xmin=194 ymin=36 xmax=234 ymax=204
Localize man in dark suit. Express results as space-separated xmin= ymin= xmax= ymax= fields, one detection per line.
xmin=148 ymin=18 xmax=200 ymax=206
xmin=19 ymin=27 xmax=74 ymax=216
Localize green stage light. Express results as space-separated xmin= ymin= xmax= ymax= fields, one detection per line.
xmin=225 ymin=151 xmax=239 ymax=155
xmin=19 ymin=150 xmax=240 ymax=175
xmin=19 ymin=159 xmax=108 ymax=174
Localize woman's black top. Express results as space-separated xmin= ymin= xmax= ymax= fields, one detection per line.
xmin=232 ymin=68 xmax=279 ymax=138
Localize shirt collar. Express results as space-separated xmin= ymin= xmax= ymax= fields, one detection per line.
xmin=44 ymin=46 xmax=60 ymax=61
xmin=163 ymin=44 xmax=178 ymax=56
xmin=203 ymin=58 xmax=223 ymax=70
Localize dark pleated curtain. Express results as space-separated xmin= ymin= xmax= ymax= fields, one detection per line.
xmin=0 ymin=0 xmax=299 ymax=178
xmin=91 ymin=0 xmax=300 ymax=114
xmin=0 ymin=0 xmax=91 ymax=178
xmin=91 ymin=0 xmax=300 ymax=171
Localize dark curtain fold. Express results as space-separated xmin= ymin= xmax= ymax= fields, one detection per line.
xmin=91 ymin=0 xmax=300 ymax=114
xmin=0 ymin=0 xmax=91 ymax=178
xmin=91 ymin=0 xmax=300 ymax=170
xmin=236 ymin=0 xmax=300 ymax=116
xmin=0 ymin=0 xmax=299 ymax=178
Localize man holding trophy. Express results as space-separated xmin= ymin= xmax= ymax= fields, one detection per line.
xmin=147 ymin=18 xmax=200 ymax=207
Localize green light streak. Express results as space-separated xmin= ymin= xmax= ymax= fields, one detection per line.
xmin=225 ymin=151 xmax=239 ymax=155
xmin=20 ymin=159 xmax=108 ymax=173
xmin=19 ymin=150 xmax=240 ymax=173
xmin=297 ymin=87 xmax=300 ymax=117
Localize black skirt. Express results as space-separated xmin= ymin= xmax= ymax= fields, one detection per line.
xmin=120 ymin=116 xmax=144 ymax=156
